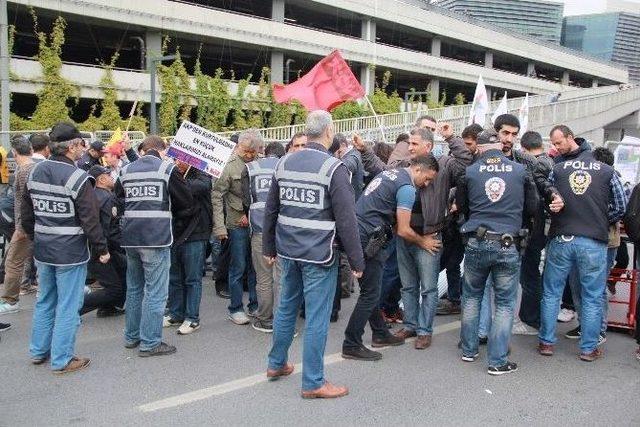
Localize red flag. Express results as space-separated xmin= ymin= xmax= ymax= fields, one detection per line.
xmin=273 ymin=50 xmax=365 ymax=112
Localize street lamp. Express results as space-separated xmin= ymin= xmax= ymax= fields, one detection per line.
xmin=149 ymin=54 xmax=176 ymax=135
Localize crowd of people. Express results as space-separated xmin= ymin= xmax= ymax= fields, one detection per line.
xmin=0 ymin=109 xmax=638 ymax=398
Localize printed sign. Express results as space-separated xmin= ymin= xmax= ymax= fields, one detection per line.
xmin=167 ymin=121 xmax=236 ymax=178
xmin=613 ymin=144 xmax=640 ymax=186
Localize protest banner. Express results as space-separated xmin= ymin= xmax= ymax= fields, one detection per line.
xmin=167 ymin=121 xmax=236 ymax=178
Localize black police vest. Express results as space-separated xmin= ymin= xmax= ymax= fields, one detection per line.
xmin=461 ymin=151 xmax=525 ymax=235
xmin=356 ymin=168 xmax=414 ymax=237
xmin=119 ymin=155 xmax=174 ymax=248
xmin=549 ymin=150 xmax=613 ymax=242
xmin=274 ymin=147 xmax=341 ymax=264
xmin=247 ymin=156 xmax=278 ymax=234
xmin=27 ymin=160 xmax=91 ymax=266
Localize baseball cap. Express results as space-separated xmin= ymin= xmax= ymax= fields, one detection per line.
xmin=49 ymin=122 xmax=82 ymax=143
xmin=90 ymin=140 xmax=105 ymax=151
xmin=476 ymin=130 xmax=499 ymax=145
xmin=87 ymin=165 xmax=111 ymax=180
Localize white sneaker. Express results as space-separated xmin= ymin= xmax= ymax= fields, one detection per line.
xmin=0 ymin=301 xmax=20 ymax=315
xmin=228 ymin=311 xmax=250 ymax=325
xmin=246 ymin=309 xmax=258 ymax=319
xmin=163 ymin=315 xmax=181 ymax=328
xmin=512 ymin=319 xmax=538 ymax=335
xmin=177 ymin=320 xmax=200 ymax=335
xmin=557 ymin=308 xmax=575 ymax=323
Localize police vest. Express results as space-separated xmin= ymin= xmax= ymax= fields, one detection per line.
xmin=356 ymin=168 xmax=414 ymax=237
xmin=247 ymin=156 xmax=278 ymax=234
xmin=342 ymin=148 xmax=365 ymax=201
xmin=274 ymin=148 xmax=341 ymax=264
xmin=119 ymin=155 xmax=174 ymax=248
xmin=461 ymin=151 xmax=525 ymax=235
xmin=27 ymin=160 xmax=91 ymax=266
xmin=549 ymin=150 xmax=612 ymax=242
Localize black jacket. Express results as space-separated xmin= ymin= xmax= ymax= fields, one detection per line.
xmin=95 ymin=187 xmax=123 ymax=253
xmin=77 ymin=151 xmax=101 ymax=171
xmin=174 ymin=167 xmax=213 ymax=245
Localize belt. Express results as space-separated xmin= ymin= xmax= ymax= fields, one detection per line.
xmin=477 ymin=231 xmax=522 ymax=247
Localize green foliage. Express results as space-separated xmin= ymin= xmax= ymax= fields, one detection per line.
xmin=80 ymin=53 xmax=122 ymax=131
xmin=193 ymin=46 xmax=232 ymax=131
xmin=230 ymin=76 xmax=251 ymax=131
xmin=454 ymin=92 xmax=466 ymax=105
xmin=331 ymin=101 xmax=367 ymax=120
xmin=157 ymin=39 xmax=192 ymax=135
xmin=366 ymin=71 xmax=402 ymax=115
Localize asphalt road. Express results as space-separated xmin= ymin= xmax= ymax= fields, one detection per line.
xmin=1 ymin=277 xmax=639 ymax=427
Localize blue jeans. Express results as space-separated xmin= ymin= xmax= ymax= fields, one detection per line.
xmin=124 ymin=247 xmax=171 ymax=351
xmin=461 ymin=238 xmax=520 ymax=367
xmin=539 ymin=236 xmax=607 ymax=353
xmin=478 ymin=278 xmax=493 ymax=338
xmin=397 ymin=236 xmax=442 ymax=335
xmin=168 ymin=240 xmax=207 ymax=323
xmin=268 ymin=257 xmax=338 ymax=391
xmin=228 ymin=227 xmax=257 ymax=314
xmin=30 ymin=262 xmax=87 ymax=370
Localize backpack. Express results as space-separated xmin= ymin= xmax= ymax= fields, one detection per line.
xmin=623 ymin=184 xmax=640 ymax=243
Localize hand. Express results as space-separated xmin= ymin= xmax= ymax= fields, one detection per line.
xmin=122 ymin=133 xmax=132 ymax=151
xmin=352 ymin=270 xmax=363 ymax=279
xmin=438 ymin=122 xmax=454 ymax=139
xmin=12 ymin=229 xmax=26 ymax=241
xmin=352 ymin=133 xmax=366 ymax=152
xmin=264 ymin=256 xmax=276 ymax=266
xmin=217 ymin=233 xmax=228 ymax=241
xmin=549 ymin=193 xmax=564 ymax=213
xmin=419 ymin=233 xmax=442 ymax=255
xmin=99 ymin=252 xmax=111 ymax=264
xmin=449 ymin=203 xmax=458 ymax=214
xmin=237 ymin=215 xmax=249 ymax=227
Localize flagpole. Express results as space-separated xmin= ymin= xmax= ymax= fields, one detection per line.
xmin=363 ymin=95 xmax=388 ymax=145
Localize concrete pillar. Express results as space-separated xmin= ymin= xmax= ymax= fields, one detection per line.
xmin=360 ymin=65 xmax=375 ymax=95
xmin=361 ymin=18 xmax=376 ymax=42
xmin=484 ymin=51 xmax=493 ymax=69
xmin=271 ymin=51 xmax=284 ymax=84
xmin=592 ymin=79 xmax=599 ymax=88
xmin=272 ymin=0 xmax=285 ymax=22
xmin=431 ymin=38 xmax=441 ymax=57
xmin=145 ymin=30 xmax=162 ymax=70
xmin=561 ymin=70 xmax=570 ymax=86
xmin=486 ymin=87 xmax=493 ymax=102
xmin=527 ymin=62 xmax=536 ymax=77
xmin=429 ymin=79 xmax=440 ymax=103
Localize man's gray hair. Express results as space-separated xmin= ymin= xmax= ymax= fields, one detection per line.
xmin=410 ymin=127 xmax=434 ymax=144
xmin=305 ymin=110 xmax=333 ymax=139
xmin=50 ymin=140 xmax=76 ymax=157
xmin=238 ymin=129 xmax=265 ymax=151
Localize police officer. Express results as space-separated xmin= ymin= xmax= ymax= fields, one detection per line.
xmin=77 ymin=140 xmax=105 ymax=171
xmin=263 ymin=110 xmax=364 ymax=399
xmin=115 ymin=135 xmax=193 ymax=357
xmin=537 ymin=125 xmax=626 ymax=362
xmin=21 ymin=122 xmax=110 ymax=374
xmin=80 ymin=165 xmax=127 ymax=318
xmin=243 ymin=141 xmax=285 ymax=333
xmin=342 ymin=155 xmax=439 ymax=361
xmin=456 ymin=130 xmax=538 ymax=376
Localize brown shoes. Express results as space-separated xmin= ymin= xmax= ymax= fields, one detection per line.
xmin=267 ymin=362 xmax=294 ymax=380
xmin=580 ymin=348 xmax=603 ymax=362
xmin=394 ymin=328 xmax=417 ymax=340
xmin=53 ymin=357 xmax=91 ymax=374
xmin=414 ymin=335 xmax=432 ymax=350
xmin=301 ymin=382 xmax=349 ymax=399
xmin=538 ymin=343 xmax=554 ymax=356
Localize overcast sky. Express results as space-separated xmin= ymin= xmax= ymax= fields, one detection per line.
xmin=561 ymin=0 xmax=640 ymax=16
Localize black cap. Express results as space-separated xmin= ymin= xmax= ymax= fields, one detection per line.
xmin=90 ymin=140 xmax=105 ymax=151
xmin=49 ymin=122 xmax=82 ymax=143
xmin=87 ymin=165 xmax=111 ymax=180
xmin=477 ymin=130 xmax=499 ymax=145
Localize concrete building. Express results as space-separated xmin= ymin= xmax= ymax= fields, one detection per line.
xmin=433 ymin=0 xmax=564 ymax=44
xmin=5 ymin=0 xmax=629 ymax=122
xmin=563 ymin=12 xmax=640 ymax=83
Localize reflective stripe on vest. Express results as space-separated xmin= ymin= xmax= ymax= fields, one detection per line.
xmin=247 ymin=157 xmax=278 ymax=234
xmin=35 ymin=224 xmax=84 ymax=235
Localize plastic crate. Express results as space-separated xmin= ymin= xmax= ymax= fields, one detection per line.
xmin=607 ymin=267 xmax=637 ymax=330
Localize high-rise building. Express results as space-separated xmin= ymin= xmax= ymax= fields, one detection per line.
xmin=562 ymin=12 xmax=640 ymax=83
xmin=433 ymin=0 xmax=564 ymax=44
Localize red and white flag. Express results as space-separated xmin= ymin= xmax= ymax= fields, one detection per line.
xmin=468 ymin=75 xmax=489 ymax=127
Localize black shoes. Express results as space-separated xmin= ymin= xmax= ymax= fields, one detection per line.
xmin=216 ymin=290 xmax=231 ymax=299
xmin=139 ymin=342 xmax=177 ymax=357
xmin=371 ymin=334 xmax=405 ymax=348
xmin=342 ymin=346 xmax=383 ymax=361
xmin=330 ymin=311 xmax=339 ymax=322
xmin=96 ymin=307 xmax=125 ymax=318
xmin=487 ymin=361 xmax=518 ymax=376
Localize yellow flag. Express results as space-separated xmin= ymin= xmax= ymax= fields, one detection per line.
xmin=107 ymin=128 xmax=123 ymax=147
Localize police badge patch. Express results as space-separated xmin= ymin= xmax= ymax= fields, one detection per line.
xmin=569 ymin=170 xmax=592 ymax=195
xmin=484 ymin=177 xmax=506 ymax=203
xmin=364 ymin=177 xmax=382 ymax=196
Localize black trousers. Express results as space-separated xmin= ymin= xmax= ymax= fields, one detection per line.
xmin=440 ymin=223 xmax=465 ymax=303
xmin=519 ymin=221 xmax=547 ymax=328
xmin=81 ymin=251 xmax=127 ymax=315
xmin=343 ymin=246 xmax=391 ymax=350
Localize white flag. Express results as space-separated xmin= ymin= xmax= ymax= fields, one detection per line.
xmin=491 ymin=92 xmax=508 ymax=124
xmin=468 ymin=76 xmax=489 ymax=127
xmin=518 ymin=93 xmax=529 ymax=137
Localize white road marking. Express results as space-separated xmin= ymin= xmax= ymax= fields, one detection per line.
xmin=138 ymin=320 xmax=461 ymax=413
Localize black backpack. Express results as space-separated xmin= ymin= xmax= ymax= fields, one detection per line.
xmin=624 ymin=184 xmax=640 ymax=243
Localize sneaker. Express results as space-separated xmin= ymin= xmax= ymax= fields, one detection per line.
xmin=436 ymin=300 xmax=461 ymax=315
xmin=96 ymin=306 xmax=125 ymax=318
xmin=53 ymin=357 xmax=91 ymax=374
xmin=579 ymin=348 xmax=603 ymax=362
xmin=330 ymin=311 xmax=339 ymax=323
xmin=538 ymin=342 xmax=554 ymax=356
xmin=177 ymin=321 xmax=200 ymax=335
xmin=371 ymin=334 xmax=405 ymax=348
xmin=19 ymin=284 xmax=38 ymax=296
xmin=598 ymin=332 xmax=607 ymax=347
xmin=228 ymin=311 xmax=250 ymax=325
xmin=461 ymin=353 xmax=479 ymax=362
xmin=252 ymin=320 xmax=273 ymax=333
xmin=512 ymin=319 xmax=538 ymax=336
xmin=479 ymin=336 xmax=488 ymax=345
xmin=557 ymin=308 xmax=575 ymax=323
xmin=163 ymin=316 xmax=182 ymax=328
xmin=0 ymin=301 xmax=19 ymax=315
xmin=487 ymin=362 xmax=518 ymax=376
xmin=342 ymin=346 xmax=383 ymax=361
xmin=246 ymin=309 xmax=259 ymax=319
xmin=0 ymin=322 xmax=10 ymax=332
xmin=138 ymin=342 xmax=177 ymax=357
xmin=31 ymin=355 xmax=49 ymax=365
xmin=565 ymin=326 xmax=581 ymax=339
xmin=124 ymin=340 xmax=140 ymax=349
